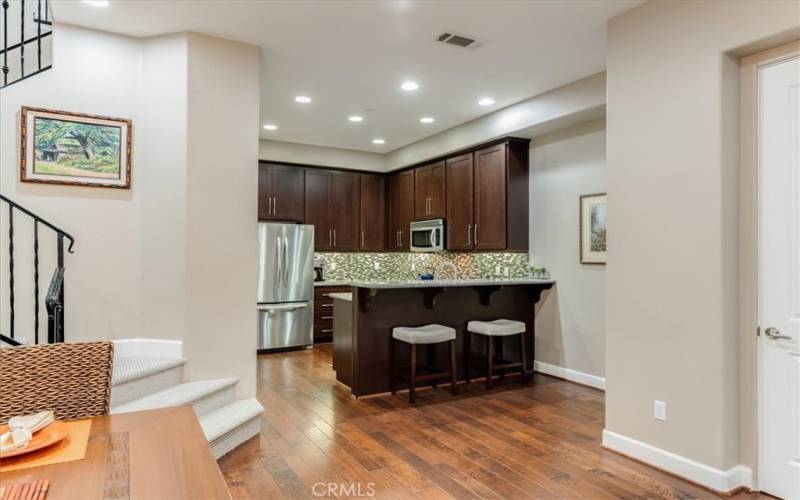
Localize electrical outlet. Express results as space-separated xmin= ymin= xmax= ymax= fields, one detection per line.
xmin=503 ymin=266 xmax=510 ymax=277
xmin=373 ymin=261 xmax=380 ymax=271
xmin=495 ymin=265 xmax=502 ymax=276
xmin=330 ymin=262 xmax=337 ymax=271
xmin=654 ymin=400 xmax=667 ymax=421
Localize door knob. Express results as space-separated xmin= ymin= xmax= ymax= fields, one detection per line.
xmin=765 ymin=327 xmax=792 ymax=340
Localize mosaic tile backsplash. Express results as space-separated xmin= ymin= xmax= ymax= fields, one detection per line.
xmin=315 ymin=252 xmax=532 ymax=281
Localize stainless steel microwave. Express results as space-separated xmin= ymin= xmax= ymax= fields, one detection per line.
xmin=410 ymin=219 xmax=445 ymax=252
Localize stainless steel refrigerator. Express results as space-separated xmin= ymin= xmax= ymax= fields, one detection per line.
xmin=257 ymin=222 xmax=314 ymax=351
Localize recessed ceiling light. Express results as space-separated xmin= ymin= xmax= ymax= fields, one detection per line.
xmin=263 ymin=124 xmax=278 ymax=130
xmin=82 ymin=0 xmax=110 ymax=5
xmin=294 ymin=95 xmax=312 ymax=104
xmin=348 ymin=115 xmax=364 ymax=123
xmin=419 ymin=117 xmax=435 ymax=124
xmin=478 ymin=97 xmax=495 ymax=106
xmin=401 ymin=81 xmax=419 ymax=91
xmin=372 ymin=139 xmax=386 ymax=145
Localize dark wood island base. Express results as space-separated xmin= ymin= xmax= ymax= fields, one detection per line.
xmin=332 ymin=281 xmax=554 ymax=397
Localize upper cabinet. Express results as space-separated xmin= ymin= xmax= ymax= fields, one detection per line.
xmin=388 ymin=170 xmax=414 ymax=250
xmin=413 ymin=161 xmax=446 ymax=220
xmin=359 ymin=174 xmax=386 ymax=251
xmin=473 ymin=144 xmax=507 ymax=250
xmin=304 ymin=169 xmax=360 ymax=251
xmin=258 ymin=162 xmax=304 ymax=222
xmin=258 ymin=137 xmax=528 ymax=253
xmin=473 ymin=140 xmax=530 ymax=251
xmin=445 ymin=153 xmax=475 ymax=251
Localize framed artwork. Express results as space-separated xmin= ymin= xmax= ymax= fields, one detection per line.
xmin=580 ymin=193 xmax=607 ymax=264
xmin=20 ymin=106 xmax=132 ymax=188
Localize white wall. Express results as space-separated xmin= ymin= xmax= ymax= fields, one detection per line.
xmin=530 ymin=120 xmax=606 ymax=380
xmin=0 ymin=25 xmax=259 ymax=398
xmin=605 ymin=0 xmax=799 ymax=478
xmin=260 ymin=139 xmax=385 ymax=172
xmin=1 ymin=24 xmax=146 ymax=342
xmin=184 ymin=33 xmax=260 ymax=398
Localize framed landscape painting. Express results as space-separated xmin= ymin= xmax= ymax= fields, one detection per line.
xmin=20 ymin=106 xmax=132 ymax=188
xmin=580 ymin=193 xmax=607 ymax=264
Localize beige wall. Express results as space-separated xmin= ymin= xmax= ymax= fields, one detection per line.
xmin=1 ymin=25 xmax=146 ymax=342
xmin=606 ymin=0 xmax=799 ymax=472
xmin=530 ymin=120 xmax=606 ymax=379
xmin=184 ymin=34 xmax=260 ymax=398
xmin=0 ymin=25 xmax=260 ymax=398
xmin=259 ymin=140 xmax=385 ymax=172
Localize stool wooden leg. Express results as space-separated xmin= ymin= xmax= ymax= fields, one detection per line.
xmin=428 ymin=344 xmax=438 ymax=389
xmin=496 ymin=337 xmax=505 ymax=381
xmin=486 ymin=335 xmax=494 ymax=390
xmin=449 ymin=340 xmax=457 ymax=396
xmin=519 ymin=331 xmax=527 ymax=385
xmin=409 ymin=344 xmax=417 ymax=404
xmin=390 ymin=338 xmax=397 ymax=395
xmin=464 ymin=330 xmax=472 ymax=384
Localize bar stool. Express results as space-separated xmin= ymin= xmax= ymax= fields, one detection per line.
xmin=464 ymin=319 xmax=528 ymax=390
xmin=390 ymin=324 xmax=457 ymax=404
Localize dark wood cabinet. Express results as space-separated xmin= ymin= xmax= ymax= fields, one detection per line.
xmin=260 ymin=137 xmax=527 ymax=253
xmin=305 ymin=169 xmax=360 ymax=251
xmin=413 ymin=161 xmax=446 ymax=220
xmin=329 ymin=171 xmax=360 ymax=251
xmin=474 ymin=143 xmax=508 ymax=250
xmin=304 ymin=169 xmax=332 ymax=250
xmin=445 ymin=153 xmax=475 ymax=250
xmin=258 ymin=162 xmax=304 ymax=222
xmin=389 ymin=170 xmax=414 ymax=250
xmin=359 ymin=174 xmax=386 ymax=251
xmin=313 ymin=285 xmax=351 ymax=343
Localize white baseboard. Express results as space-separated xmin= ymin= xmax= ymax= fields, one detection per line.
xmin=533 ymin=360 xmax=605 ymax=390
xmin=602 ymin=429 xmax=752 ymax=493
xmin=113 ymin=338 xmax=183 ymax=359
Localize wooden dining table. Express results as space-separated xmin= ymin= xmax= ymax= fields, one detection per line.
xmin=0 ymin=406 xmax=231 ymax=499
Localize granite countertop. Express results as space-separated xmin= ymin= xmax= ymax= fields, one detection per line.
xmin=314 ymin=278 xmax=555 ymax=289
xmin=327 ymin=292 xmax=353 ymax=302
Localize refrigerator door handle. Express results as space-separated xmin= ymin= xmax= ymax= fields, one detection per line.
xmin=274 ymin=236 xmax=281 ymax=289
xmin=283 ymin=236 xmax=289 ymax=284
xmin=258 ymin=303 xmax=308 ymax=312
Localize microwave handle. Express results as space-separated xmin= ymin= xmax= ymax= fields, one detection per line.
xmin=431 ymin=228 xmax=438 ymax=246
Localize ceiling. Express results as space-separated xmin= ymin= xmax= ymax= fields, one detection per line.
xmin=52 ymin=0 xmax=640 ymax=153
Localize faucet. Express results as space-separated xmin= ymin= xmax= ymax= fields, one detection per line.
xmin=433 ymin=260 xmax=458 ymax=280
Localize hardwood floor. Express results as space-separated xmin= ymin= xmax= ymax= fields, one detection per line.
xmin=220 ymin=344 xmax=768 ymax=499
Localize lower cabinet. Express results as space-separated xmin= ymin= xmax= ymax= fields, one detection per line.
xmin=313 ymin=285 xmax=351 ymax=343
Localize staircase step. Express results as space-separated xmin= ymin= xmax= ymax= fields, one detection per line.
xmin=111 ymin=356 xmax=186 ymax=407
xmin=111 ymin=378 xmax=237 ymax=416
xmin=200 ymin=398 xmax=263 ymax=459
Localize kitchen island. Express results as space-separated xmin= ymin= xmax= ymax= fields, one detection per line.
xmin=330 ymin=279 xmax=554 ymax=397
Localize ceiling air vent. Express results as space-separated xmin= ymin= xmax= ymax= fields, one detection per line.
xmin=437 ymin=32 xmax=478 ymax=48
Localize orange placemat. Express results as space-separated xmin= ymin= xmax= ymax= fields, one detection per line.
xmin=0 ymin=419 xmax=92 ymax=472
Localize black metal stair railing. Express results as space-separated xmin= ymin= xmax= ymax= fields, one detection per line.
xmin=1 ymin=194 xmax=74 ymax=346
xmin=1 ymin=0 xmax=53 ymax=89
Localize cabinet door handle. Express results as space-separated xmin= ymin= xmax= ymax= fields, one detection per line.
xmin=329 ymin=229 xmax=332 ymax=247
xmin=322 ymin=316 xmax=334 ymax=320
xmin=333 ymin=229 xmax=337 ymax=247
xmin=361 ymin=230 xmax=365 ymax=248
xmin=400 ymin=230 xmax=403 ymax=247
xmin=268 ymin=197 xmax=273 ymax=215
xmin=321 ymin=329 xmax=334 ymax=334
xmin=273 ymin=197 xmax=277 ymax=215
xmin=321 ymin=304 xmax=333 ymax=308
xmin=467 ymin=223 xmax=472 ymax=245
xmin=474 ymin=224 xmax=478 ymax=245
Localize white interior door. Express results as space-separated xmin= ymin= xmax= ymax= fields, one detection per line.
xmin=758 ymin=55 xmax=800 ymax=499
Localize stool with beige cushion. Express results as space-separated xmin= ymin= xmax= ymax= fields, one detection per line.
xmin=464 ymin=319 xmax=528 ymax=390
xmin=390 ymin=324 xmax=457 ymax=404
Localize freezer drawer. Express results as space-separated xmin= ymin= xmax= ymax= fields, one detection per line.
xmin=257 ymin=302 xmax=313 ymax=350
